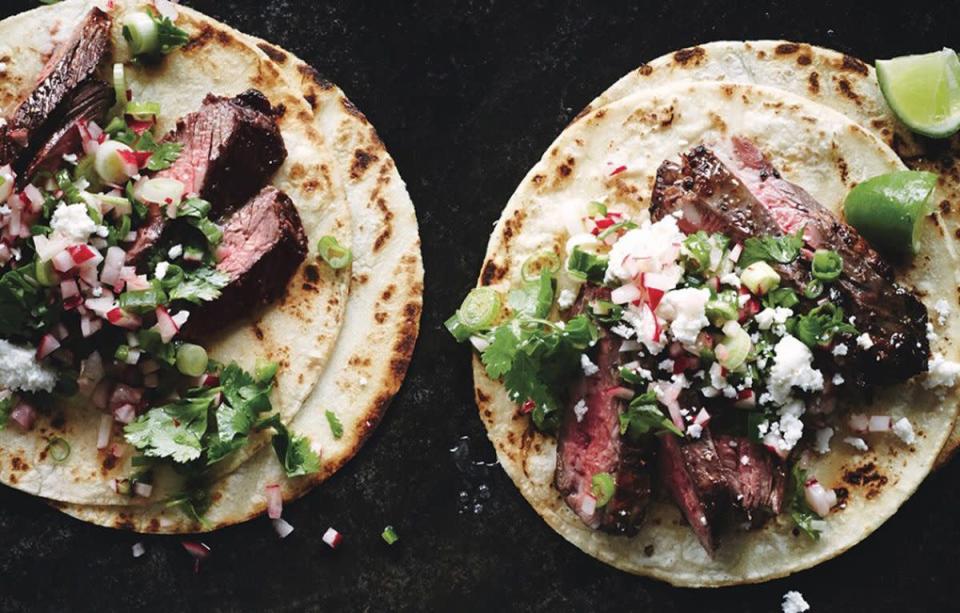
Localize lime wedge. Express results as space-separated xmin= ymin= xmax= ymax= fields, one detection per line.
xmin=876 ymin=48 xmax=960 ymax=138
xmin=844 ymin=171 xmax=938 ymax=256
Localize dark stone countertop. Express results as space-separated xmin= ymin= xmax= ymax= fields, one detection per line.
xmin=1 ymin=1 xmax=960 ymax=611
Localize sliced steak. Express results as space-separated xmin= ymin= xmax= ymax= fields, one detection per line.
xmin=0 ymin=8 xmax=112 ymax=171
xmin=651 ymin=142 xmax=929 ymax=386
xmin=182 ymin=186 xmax=307 ymax=335
xmin=723 ymin=137 xmax=929 ymax=383
xmin=125 ymin=90 xmax=287 ymax=264
xmin=657 ymin=431 xmax=785 ymax=554
xmin=555 ymin=287 xmax=652 ymax=534
xmin=26 ymin=79 xmax=113 ymax=177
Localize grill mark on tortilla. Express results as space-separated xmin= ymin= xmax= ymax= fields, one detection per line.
xmin=808 ymin=71 xmax=820 ymax=93
xmin=774 ymin=43 xmax=800 ymax=55
xmin=673 ymin=46 xmax=705 ymax=65
xmin=257 ymin=42 xmax=287 ymax=63
xmin=841 ymin=55 xmax=869 ymax=75
xmin=350 ymin=148 xmax=379 ymax=179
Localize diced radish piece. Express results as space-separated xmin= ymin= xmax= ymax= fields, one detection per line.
xmin=848 ymin=413 xmax=869 ymax=433
xmin=734 ymin=390 xmax=756 ymax=409
xmin=100 ymin=246 xmax=125 ymax=286
xmin=110 ymin=384 xmax=143 ymax=409
xmin=132 ymin=542 xmax=146 ymax=558
xmin=729 ymin=243 xmax=743 ymax=262
xmin=84 ymin=294 xmax=116 ymax=315
xmin=80 ymin=314 xmax=103 ymax=337
xmin=154 ymin=306 xmax=179 ymax=342
xmin=36 ymin=334 xmax=61 ymax=360
xmin=322 ymin=527 xmax=343 ymax=549
xmin=33 ymin=235 xmax=69 ymax=261
xmin=272 ymin=518 xmax=295 ymax=539
xmin=10 ymin=401 xmax=36 ymax=431
xmin=60 ymin=279 xmax=80 ymax=300
xmin=107 ymin=308 xmax=142 ymax=330
xmin=96 ymin=414 xmax=112 ymax=449
xmin=23 ymin=184 xmax=44 ymax=211
xmin=124 ymin=274 xmax=150 ymax=291
xmin=611 ymin=283 xmax=642 ymax=305
xmin=133 ymin=482 xmax=153 ymax=498
xmin=78 ymin=262 xmax=99 ymax=286
xmin=199 ymin=373 xmax=220 ymax=387
xmin=266 ymin=484 xmax=283 ymax=519
xmin=652 ymin=380 xmax=685 ymax=431
xmin=804 ymin=480 xmax=838 ymax=517
xmin=181 ymin=541 xmax=211 ymax=560
xmin=580 ymin=495 xmax=597 ymax=517
xmin=693 ymin=408 xmax=711 ymax=427
xmin=124 ymin=348 xmax=142 ymax=365
xmin=868 ymin=415 xmax=892 ymax=432
xmin=67 ymin=244 xmax=99 ymax=266
xmin=113 ymin=404 xmax=137 ymax=424
xmin=52 ymin=249 xmax=76 ymax=272
xmin=171 ymin=310 xmax=190 ymax=328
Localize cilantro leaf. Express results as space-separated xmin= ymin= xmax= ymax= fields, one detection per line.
xmin=169 ymin=267 xmax=230 ymax=303
xmin=787 ymin=464 xmax=823 ymax=540
xmin=146 ymin=142 xmax=183 ymax=171
xmin=156 ymin=15 xmax=190 ymax=55
xmin=325 ymin=410 xmax=343 ymax=439
xmin=0 ymin=265 xmax=59 ymax=340
xmin=124 ymin=395 xmax=214 ymax=463
xmin=0 ymin=394 xmax=13 ymax=430
xmin=739 ymin=229 xmax=805 ymax=268
xmin=619 ymin=392 xmax=682 ymax=438
xmin=481 ymin=325 xmax=520 ymax=379
xmin=257 ymin=414 xmax=321 ymax=478
xmin=166 ymin=486 xmax=213 ymax=529
xmin=793 ymin=303 xmax=857 ymax=348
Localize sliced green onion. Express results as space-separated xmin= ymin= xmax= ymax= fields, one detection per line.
xmin=119 ymin=286 xmax=167 ymax=314
xmin=717 ymin=321 xmax=752 ymax=371
xmin=122 ymin=12 xmax=160 ymax=57
xmin=591 ymin=472 xmax=616 ymax=507
xmin=741 ymin=261 xmax=780 ymax=295
xmin=444 ymin=313 xmax=474 ymax=343
xmin=125 ymin=101 xmax=161 ymax=120
xmin=35 ymin=259 xmax=58 ymax=287
xmin=567 ymin=246 xmax=608 ymax=283
xmin=175 ymin=344 xmax=209 ymax=377
xmin=458 ymin=287 xmax=502 ymax=331
xmin=586 ymin=201 xmax=607 ymax=217
xmin=811 ymin=250 xmax=843 ymax=282
xmin=317 ymin=235 xmax=352 ymax=269
xmin=47 ymin=437 xmax=71 ymax=463
xmin=114 ymin=345 xmax=130 ymax=363
xmin=803 ymin=280 xmax=824 ymax=300
xmin=705 ymin=291 xmax=739 ymax=326
xmin=381 ymin=525 xmax=399 ymax=545
xmin=597 ymin=220 xmax=638 ymax=241
xmin=112 ymin=63 xmax=127 ymax=108
xmin=521 ymin=251 xmax=561 ymax=282
xmin=254 ymin=359 xmax=279 ymax=384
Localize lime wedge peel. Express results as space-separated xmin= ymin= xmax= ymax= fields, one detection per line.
xmin=876 ymin=48 xmax=960 ymax=139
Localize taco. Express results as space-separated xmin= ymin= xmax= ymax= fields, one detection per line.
xmin=0 ymin=0 xmax=419 ymax=528
xmin=450 ymin=79 xmax=960 ymax=585
xmin=51 ymin=21 xmax=424 ymax=532
xmin=582 ymin=40 xmax=960 ymax=466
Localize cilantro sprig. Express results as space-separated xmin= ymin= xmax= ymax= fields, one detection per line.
xmin=738 ymin=228 xmax=804 ymax=269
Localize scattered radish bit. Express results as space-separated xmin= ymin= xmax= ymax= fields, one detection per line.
xmin=265 ymin=484 xmax=283 ymax=519
xmin=96 ymin=414 xmax=113 ymax=449
xmin=322 ymin=527 xmax=343 ymax=549
xmin=131 ymin=542 xmax=146 ymax=558
xmin=272 ymin=518 xmax=295 ymax=539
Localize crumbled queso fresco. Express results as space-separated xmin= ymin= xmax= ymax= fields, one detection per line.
xmin=557 ymin=288 xmax=577 ymax=310
xmin=50 ymin=202 xmax=97 ymax=242
xmin=580 ymin=354 xmax=599 ymax=377
xmin=781 ymin=590 xmax=810 ymax=613
xmin=0 ymin=339 xmax=57 ymax=392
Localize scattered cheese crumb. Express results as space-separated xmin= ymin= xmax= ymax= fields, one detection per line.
xmin=557 ymin=289 xmax=577 ymax=310
xmin=580 ymin=354 xmax=599 ymax=377
xmin=831 ymin=343 xmax=848 ymax=357
xmin=923 ymin=353 xmax=960 ymax=389
xmin=155 ymin=261 xmax=170 ymax=280
xmin=131 ymin=542 xmax=146 ymax=558
xmin=168 ymin=244 xmax=183 ymax=259
xmin=844 ymin=436 xmax=868 ymax=452
xmin=934 ymin=298 xmax=951 ymax=326
xmin=856 ymin=333 xmax=874 ymax=350
xmin=686 ymin=423 xmax=702 ymax=439
xmin=611 ymin=324 xmax=634 ymax=339
xmin=781 ymin=590 xmax=810 ymax=613
xmin=832 ymin=373 xmax=844 ymax=386
xmin=814 ymin=427 xmax=834 ymax=454
xmin=892 ymin=417 xmax=916 ymax=445
xmin=573 ymin=399 xmax=588 ymax=422
xmin=740 ymin=455 xmax=750 ymax=466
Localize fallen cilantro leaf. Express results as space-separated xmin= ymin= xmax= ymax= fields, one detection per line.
xmin=325 ymin=410 xmax=344 ymax=439
xmin=169 ymin=267 xmax=230 ymax=303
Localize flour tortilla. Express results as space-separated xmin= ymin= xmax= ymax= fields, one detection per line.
xmin=0 ymin=0 xmax=351 ymax=505
xmin=472 ymin=80 xmax=960 ymax=586
xmin=53 ymin=30 xmax=423 ymax=531
xmin=579 ymin=40 xmax=960 ymax=465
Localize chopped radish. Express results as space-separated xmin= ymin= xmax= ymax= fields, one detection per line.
xmin=154 ymin=306 xmax=179 ymax=342
xmin=322 ymin=527 xmax=343 ymax=549
xmin=266 ymin=484 xmax=283 ymax=519
xmin=171 ymin=310 xmax=190 ymax=328
xmin=60 ymin=279 xmax=80 ymax=300
xmin=109 ymin=384 xmax=143 ymax=410
xmin=96 ymin=414 xmax=112 ymax=449
xmin=611 ymin=283 xmax=642 ymax=305
xmin=100 ymin=246 xmax=125 ymax=286
xmin=84 ymin=293 xmax=117 ymax=315
xmin=80 ymin=314 xmax=103 ymax=337
xmin=580 ymin=495 xmax=597 ymax=517
xmin=92 ymin=380 xmax=112 ymax=410
xmin=804 ymin=480 xmax=838 ymax=517
xmin=848 ymin=414 xmax=869 ymax=433
xmin=272 ymin=518 xmax=295 ymax=539
xmin=199 ymin=373 xmax=220 ymax=387
xmin=22 ymin=184 xmax=44 ymax=210
xmin=36 ymin=334 xmax=61 ymax=360
xmin=604 ymin=386 xmax=635 ymax=401
xmin=728 ymin=243 xmax=743 ymax=262
xmin=106 ymin=307 xmax=142 ymax=330
xmin=113 ymin=404 xmax=137 ymax=424
xmin=868 ymin=415 xmax=892 ymax=432
xmin=693 ymin=408 xmax=711 ymax=427
xmin=133 ymin=482 xmax=153 ymax=498
xmin=52 ymin=249 xmax=76 ymax=272
xmin=10 ymin=401 xmax=36 ymax=430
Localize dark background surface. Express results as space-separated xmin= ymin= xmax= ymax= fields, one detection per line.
xmin=1 ymin=1 xmax=959 ymax=611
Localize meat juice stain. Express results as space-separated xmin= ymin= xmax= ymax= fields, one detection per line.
xmin=450 ymin=436 xmax=498 ymax=515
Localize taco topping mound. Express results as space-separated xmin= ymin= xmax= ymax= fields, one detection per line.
xmin=451 ymin=135 xmax=954 ymax=555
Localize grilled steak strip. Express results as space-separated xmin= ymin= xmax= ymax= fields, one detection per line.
xmin=658 ymin=430 xmax=785 ymax=554
xmin=651 ymin=142 xmax=929 ymax=386
xmin=0 ymin=8 xmax=112 ymax=172
xmin=126 ymin=90 xmax=288 ymax=264
xmin=723 ymin=137 xmax=929 ymax=383
xmin=555 ymin=287 xmax=651 ymax=534
xmin=182 ymin=186 xmax=307 ymax=335
xmin=26 ymin=79 xmax=114 ymax=177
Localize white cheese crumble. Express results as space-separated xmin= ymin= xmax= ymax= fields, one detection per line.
xmin=686 ymin=423 xmax=702 ymax=439
xmin=580 ymin=354 xmax=599 ymax=377
xmin=573 ymin=399 xmax=588 ymax=422
xmin=781 ymin=590 xmax=810 ymax=613
xmin=832 ymin=373 xmax=844 ymax=386
xmin=50 ymin=202 xmax=96 ymax=242
xmin=720 ymin=272 xmax=740 ymax=287
xmin=657 ymin=287 xmax=710 ymax=345
xmin=155 ymin=261 xmax=170 ymax=280
xmin=814 ymin=427 xmax=834 ymax=454
xmin=0 ymin=339 xmax=57 ymax=392
xmin=762 ymin=399 xmax=806 ymax=454
xmin=934 ymin=298 xmax=951 ymax=326
xmin=856 ymin=333 xmax=874 ymax=349
xmin=168 ymin=244 xmax=183 ymax=259
xmin=611 ymin=324 xmax=634 ymax=339
xmin=755 ymin=307 xmax=793 ymax=331
xmin=557 ymin=289 xmax=577 ymax=310
xmin=892 ymin=417 xmax=916 ymax=445
xmin=740 ymin=455 xmax=750 ymax=465
xmin=923 ymin=353 xmax=960 ymax=389
xmin=844 ymin=436 xmax=869 ymax=452
xmin=768 ymin=335 xmax=824 ymax=405
xmin=831 ymin=343 xmax=848 ymax=357
xmin=659 ymin=358 xmax=674 ymax=372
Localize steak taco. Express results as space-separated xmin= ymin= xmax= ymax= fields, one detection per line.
xmin=450 ymin=79 xmax=960 ymax=585
xmin=0 ymin=0 xmax=420 ymax=530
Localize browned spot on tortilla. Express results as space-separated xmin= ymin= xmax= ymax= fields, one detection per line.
xmin=797 ymin=54 xmax=812 ymax=66
xmin=182 ymin=23 xmax=215 ymax=52
xmin=843 ymin=462 xmax=888 ymax=499
xmin=8 ymin=474 xmax=16 ymax=484
xmin=302 ymin=178 xmax=320 ymax=193
xmin=841 ymin=55 xmax=869 ymax=75
xmin=301 ymin=283 xmax=317 ymax=292
xmin=774 ymin=43 xmax=800 ymax=55
xmin=808 ymin=72 xmax=820 ymax=94
xmin=288 ymin=163 xmax=307 ymax=181
xmin=51 ymin=413 xmax=65 ymax=431
xmin=382 ymin=285 xmax=396 ymax=302
xmin=388 ymin=299 xmax=422 ymax=378
xmin=720 ymin=84 xmax=736 ymax=98
xmin=257 ymin=42 xmax=287 ymax=63
xmin=638 ymin=64 xmax=653 ymax=76
xmin=476 ymin=389 xmax=490 ymax=403
xmin=373 ymin=312 xmax=387 ymax=323
xmin=940 ymin=200 xmax=952 ymax=214
xmin=836 ymin=156 xmax=849 ymax=183
xmin=147 ymin=518 xmax=160 ymax=532
xmin=101 ymin=454 xmax=118 ymax=473
xmin=532 ymin=174 xmax=545 ymax=185
xmin=836 ymin=78 xmax=860 ymax=104
xmin=557 ymin=163 xmax=572 ymax=178
xmin=501 ymin=208 xmax=526 ymax=243
xmin=673 ymin=47 xmax=705 ymax=66
xmin=304 ymin=93 xmax=318 ymax=110
xmin=506 ymin=431 xmax=516 ymax=445
xmin=297 ymin=63 xmax=335 ymax=90
xmin=339 ymin=96 xmax=369 ymax=124
xmin=480 ymin=260 xmax=507 ymax=286
xmin=351 ymin=149 xmax=379 ymax=180
xmin=253 ymin=325 xmax=265 ymax=341
xmin=10 ymin=457 xmax=27 ymax=471
xmin=304 ymin=264 xmax=320 ymax=283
